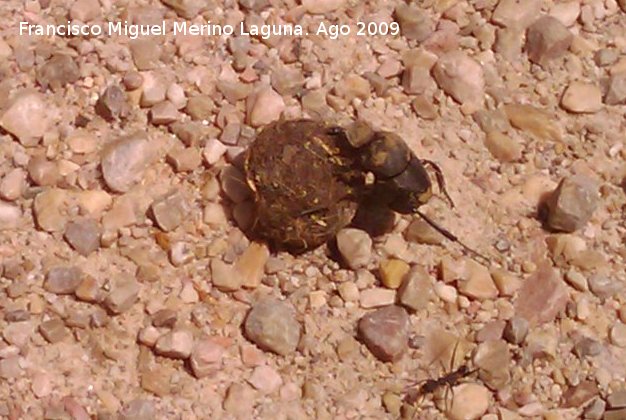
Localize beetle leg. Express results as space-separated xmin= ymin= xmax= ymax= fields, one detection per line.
xmin=421 ymin=159 xmax=455 ymax=208
xmin=415 ymin=210 xmax=489 ymax=264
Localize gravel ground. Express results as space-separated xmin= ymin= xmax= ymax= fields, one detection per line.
xmin=0 ymin=0 xmax=625 ymax=419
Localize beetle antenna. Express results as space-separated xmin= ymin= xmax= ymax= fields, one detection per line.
xmin=421 ymin=160 xmax=455 ymax=208
xmin=415 ymin=210 xmax=489 ymax=264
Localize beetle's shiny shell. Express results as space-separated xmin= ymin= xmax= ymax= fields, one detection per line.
xmin=244 ymin=120 xmax=364 ymax=253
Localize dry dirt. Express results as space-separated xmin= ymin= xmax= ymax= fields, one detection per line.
xmin=0 ymin=0 xmax=625 ymax=419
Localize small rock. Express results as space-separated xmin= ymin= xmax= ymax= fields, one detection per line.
xmin=234 ymin=242 xmax=269 ymax=289
xmin=397 ymin=266 xmax=433 ymax=311
xmin=411 ymin=95 xmax=438 ymax=120
xmin=573 ymin=336 xmax=602 ymax=358
xmin=154 ymin=329 xmax=194 ymax=359
xmin=244 ymin=298 xmax=301 ymax=356
xmin=605 ymin=72 xmax=626 ymax=105
xmin=31 ymin=372 xmax=52 ymax=397
xmin=360 ymin=288 xmax=396 ymax=308
xmin=39 ymin=318 xmax=68 ymax=343
xmin=0 ymin=202 xmax=21 ymax=230
xmin=2 ymin=321 xmax=34 ymax=347
xmin=0 ymin=89 xmax=49 ymax=146
xmin=514 ymin=262 xmax=568 ymax=326
xmin=358 ymin=305 xmax=409 ymax=362
xmin=458 ymin=262 xmax=498 ymax=301
xmin=36 ymin=55 xmax=80 ymax=91
xmin=119 ymin=399 xmax=155 ymax=420
xmin=564 ymin=268 xmax=588 ymax=291
xmin=211 ymin=259 xmax=242 ymax=292
xmin=169 ymin=241 xmax=193 ymax=266
xmin=140 ymin=71 xmax=167 ymax=107
xmin=379 ymin=259 xmax=410 ymax=289
xmin=448 ymin=383 xmax=490 ymax=420
xmin=588 ymin=273 xmax=620 ymax=299
xmin=334 ymin=75 xmax=371 ymax=101
xmin=75 ymin=275 xmax=102 ymax=302
xmin=432 ymin=51 xmax=484 ymax=112
xmin=608 ymin=390 xmax=626 ymax=409
xmin=545 ymin=175 xmax=599 ymax=233
xmin=246 ymin=87 xmax=285 ymax=127
xmin=394 ymin=4 xmax=434 ymax=41
xmin=28 ymin=157 xmax=59 ymax=187
xmin=434 ymin=282 xmax=458 ymax=303
xmin=104 ymin=279 xmax=140 ymax=314
xmin=140 ymin=368 xmax=170 ymax=397
xmin=0 ymin=357 xmax=21 ymax=379
xmin=525 ymin=16 xmax=573 ymax=67
xmin=336 ymin=228 xmax=372 ymax=270
xmin=610 ymin=323 xmax=626 ymax=348
xmin=562 ymin=381 xmax=599 ymax=408
xmin=504 ymin=104 xmax=562 ymax=142
xmin=64 ymin=218 xmax=101 ymax=256
xmin=0 ymin=168 xmax=26 ymax=201
xmin=101 ymin=132 xmax=152 ymax=193
xmin=150 ymin=101 xmax=179 ymax=125
xmin=248 ymin=365 xmax=283 ymax=394
xmin=492 ymin=0 xmax=542 ymax=28
xmin=473 ymin=340 xmax=511 ymax=389
xmin=583 ymin=398 xmax=606 ymax=420
xmin=203 ymin=139 xmax=228 ymax=166
xmin=503 ymin=316 xmax=529 ymax=344
xmin=151 ymin=309 xmax=177 ymax=328
xmin=223 ymin=383 xmax=256 ymax=416
xmin=203 ymin=202 xmax=228 ymax=227
xmin=337 ymin=282 xmax=360 ymax=302
xmin=185 ymin=95 xmax=215 ymax=121
xmin=150 ymin=191 xmax=189 ymax=232
xmin=44 ymin=266 xmax=82 ymax=294
xmin=190 ymin=337 xmax=225 ymax=378
xmin=220 ymin=165 xmax=251 ymax=203
xmin=405 ymin=218 xmax=444 ymax=245
xmin=138 ymin=326 xmax=161 ymax=347
xmin=549 ymin=1 xmax=581 ymax=27
xmin=70 ymin=0 xmax=101 ymax=21
xmin=95 ymin=85 xmax=128 ymax=121
xmin=166 ymin=147 xmax=201 ymax=172
xmin=490 ymin=268 xmax=521 ymax=297
xmin=130 ymin=39 xmax=161 ymax=71
xmin=476 ymin=320 xmax=505 ymax=342
xmin=484 ymin=131 xmax=522 ymax=162
xmin=561 ymin=82 xmax=603 ymax=113
xmin=302 ymin=0 xmax=344 ymax=14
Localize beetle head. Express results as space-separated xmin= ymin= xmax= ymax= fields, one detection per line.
xmin=380 ymin=155 xmax=433 ymax=214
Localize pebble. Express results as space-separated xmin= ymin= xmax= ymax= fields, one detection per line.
xmin=357 ymin=305 xmax=409 ymax=362
xmin=138 ymin=326 xmax=160 ymax=347
xmin=503 ymin=316 xmax=529 ymax=344
xmin=0 ymin=89 xmax=49 ymax=146
xmin=397 ymin=266 xmax=433 ymax=311
xmin=561 ymin=82 xmax=603 ymax=113
xmin=359 ymin=288 xmax=396 ymax=309
xmin=167 ymin=147 xmax=201 ymax=172
xmin=0 ymin=168 xmax=26 ymax=201
xmin=246 ymin=86 xmax=285 ymax=127
xmin=448 ymin=383 xmax=490 ymax=419
xmin=562 ymin=380 xmax=599 ymax=408
xmin=210 ymin=258 xmax=242 ymax=292
xmin=3 ymin=321 xmax=34 ymax=347
xmin=476 ymin=320 xmax=505 ymax=342
xmin=223 ymin=383 xmax=256 ymax=416
xmin=337 ymin=282 xmax=359 ymax=302
xmin=150 ymin=101 xmax=179 ymax=125
xmin=69 ymin=0 xmax=101 ymax=21
xmin=564 ymin=268 xmax=588 ymax=291
xmin=101 ymin=132 xmax=152 ymax=193
xmin=458 ymin=262 xmax=498 ymax=301
xmin=0 ymin=357 xmax=21 ymax=379
xmin=583 ymin=398 xmax=606 ymax=419
xmin=248 ymin=365 xmax=283 ymax=394
xmin=203 ymin=139 xmax=228 ymax=166
xmin=150 ymin=191 xmax=189 ymax=232
xmin=169 ymin=241 xmax=193 ymax=266
xmin=203 ymin=202 xmax=228 ymax=226
xmin=244 ymin=298 xmax=301 ymax=356
xmin=155 ymin=329 xmax=194 ymax=359
xmin=545 ymin=175 xmax=599 ymax=233
xmin=525 ymin=16 xmax=573 ymax=67
xmin=492 ymin=0 xmax=541 ymax=28
xmin=39 ymin=318 xmax=69 ymax=343
xmin=190 ymin=337 xmax=225 ymax=378
xmin=141 ymin=368 xmax=170 ymax=397
xmin=434 ymin=282 xmax=458 ymax=303
xmin=64 ymin=219 xmax=100 ymax=256
xmin=605 ymin=72 xmax=626 ymax=105
xmin=405 ymin=218 xmax=443 ymax=245
xmin=588 ymin=273 xmax=620 ymax=299
xmin=301 ymin=0 xmax=344 ymax=14
xmin=119 ymin=399 xmax=155 ymax=420
xmin=573 ymin=336 xmax=602 ymax=358
xmin=549 ymin=1 xmax=581 ymax=27
xmin=514 ymin=262 xmax=568 ymax=326
xmin=610 ymin=323 xmax=626 ymax=348
xmin=140 ymin=72 xmax=167 ymax=107
xmin=411 ymin=95 xmax=438 ymax=120
xmin=36 ymin=55 xmax=80 ymax=91
xmin=130 ymin=39 xmax=161 ymax=71
xmin=379 ymin=259 xmax=410 ymax=289
xmin=75 ymin=275 xmax=102 ymax=302
xmin=484 ymin=131 xmax=522 ymax=162
xmin=95 ymin=85 xmax=128 ymax=121
xmin=28 ymin=157 xmax=59 ymax=186
xmin=473 ymin=340 xmax=511 ymax=388
xmin=0 ymin=202 xmax=21 ymax=230
xmin=490 ymin=268 xmax=521 ymax=297
xmin=104 ymin=279 xmax=140 ymax=314
xmin=234 ymin=242 xmax=269 ymax=289
xmin=432 ymin=51 xmax=484 ymax=113
xmin=31 ymin=372 xmax=52 ymax=397
xmin=44 ymin=266 xmax=82 ymax=294
xmin=334 ymin=75 xmax=371 ymax=101
xmin=185 ymin=96 xmax=215 ymax=121
xmin=394 ymin=4 xmax=434 ymax=42
xmin=504 ymin=104 xmax=562 ymax=142
xmin=608 ymin=390 xmax=626 ymax=409
xmin=336 ymin=228 xmax=372 ymax=270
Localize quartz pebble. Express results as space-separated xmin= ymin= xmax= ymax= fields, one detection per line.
xmin=492 ymin=0 xmax=541 ymax=28
xmin=119 ymin=399 xmax=155 ymax=420
xmin=36 ymin=55 xmax=80 ymax=91
xmin=360 ymin=288 xmax=396 ymax=309
xmin=395 ymin=4 xmax=433 ymax=41
xmin=248 ymin=365 xmax=283 ymax=394
xmin=244 ymin=298 xmax=301 ymax=356
xmin=0 ymin=89 xmax=49 ymax=146
xmin=562 ymin=381 xmax=599 ymax=408
xmin=64 ymin=219 xmax=100 ymax=256
xmin=605 ymin=72 xmax=626 ymax=105
xmin=561 ymin=82 xmax=603 ymax=113
xmin=150 ymin=191 xmax=189 ymax=232
xmin=130 ymin=39 xmax=161 ymax=71
xmin=458 ymin=262 xmax=498 ymax=301
xmin=336 ymin=228 xmax=372 ymax=270
xmin=69 ymin=0 xmax=101 ymax=21
xmin=473 ymin=340 xmax=511 ymax=388
xmin=484 ymin=131 xmax=522 ymax=162
xmin=39 ymin=318 xmax=68 ymax=343
xmin=155 ymin=329 xmax=194 ymax=359
xmin=545 ymin=175 xmax=599 ymax=233
xmin=96 ymin=85 xmax=128 ymax=120
xmin=610 ymin=323 xmax=626 ymax=348
xmin=432 ymin=51 xmax=484 ymax=112
xmin=448 ymin=383 xmax=490 ymax=420
xmin=234 ymin=242 xmax=269 ymax=289
xmin=379 ymin=259 xmax=409 ymax=289
xmin=150 ymin=101 xmax=179 ymax=125
xmin=504 ymin=104 xmax=561 ymax=142
xmin=358 ymin=305 xmax=409 ymax=362
xmin=514 ymin=262 xmax=568 ymax=326
xmin=405 ymin=218 xmax=443 ymax=245
xmin=397 ymin=266 xmax=433 ymax=311
xmin=101 ymin=133 xmax=152 ymax=193
xmin=246 ymin=87 xmax=285 ymax=127
xmin=503 ymin=316 xmax=529 ymax=344
xmin=0 ymin=202 xmax=21 ymax=230
xmin=104 ymin=279 xmax=140 ymax=314
xmin=44 ymin=266 xmax=82 ymax=294
xmin=190 ymin=338 xmax=225 ymax=378
xmin=211 ymin=258 xmax=242 ymax=292
xmin=525 ymin=16 xmax=573 ymax=67
xmin=0 ymin=168 xmax=26 ymax=201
